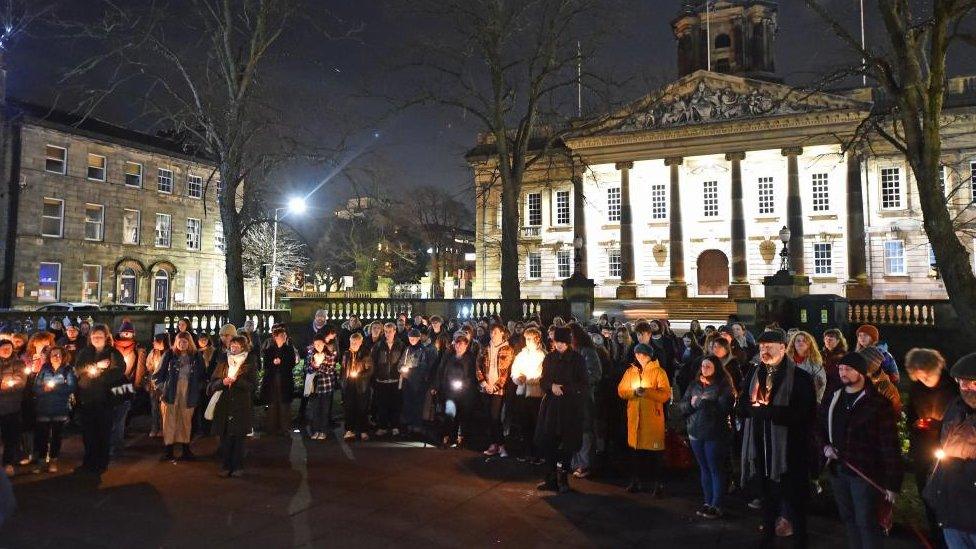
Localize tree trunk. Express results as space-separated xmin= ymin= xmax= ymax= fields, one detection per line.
xmin=220 ymin=183 xmax=247 ymax=325
xmin=499 ymin=174 xmax=522 ymax=319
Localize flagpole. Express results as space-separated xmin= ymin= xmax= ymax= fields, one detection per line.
xmin=860 ymin=0 xmax=867 ymax=86
xmin=706 ymin=0 xmax=711 ymax=72
xmin=577 ymin=40 xmax=582 ymax=117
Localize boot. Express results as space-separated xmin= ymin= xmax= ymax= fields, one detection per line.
xmin=536 ymin=472 xmax=558 ymax=492
xmin=181 ymin=444 xmax=196 ymax=461
xmin=556 ymin=469 xmax=571 ymax=493
xmin=160 ymin=445 xmax=174 ymax=461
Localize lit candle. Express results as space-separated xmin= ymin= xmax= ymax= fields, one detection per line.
xmin=87 ymin=365 xmax=99 ymax=377
xmin=451 ymin=380 xmax=463 ymax=391
xmin=23 ymin=366 xmax=31 ymax=375
xmin=349 ymin=371 xmax=359 ymax=379
xmin=935 ymin=448 xmax=946 ymax=461
xmin=5 ymin=378 xmax=14 ymax=388
xmin=400 ymin=366 xmax=409 ymax=374
xmin=46 ymin=379 xmax=57 ymax=389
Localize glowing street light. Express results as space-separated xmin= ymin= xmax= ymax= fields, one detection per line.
xmin=271 ymin=196 xmax=308 ymax=309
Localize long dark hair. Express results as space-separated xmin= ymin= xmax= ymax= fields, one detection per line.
xmin=683 ymin=332 xmax=704 ymax=356
xmin=569 ymin=324 xmax=594 ymax=351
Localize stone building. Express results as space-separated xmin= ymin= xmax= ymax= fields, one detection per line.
xmin=470 ymin=0 xmax=976 ymax=301
xmin=0 ymin=100 xmax=228 ymax=309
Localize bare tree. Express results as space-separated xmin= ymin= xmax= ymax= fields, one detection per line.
xmin=56 ymin=0 xmax=355 ymax=323
xmin=241 ymin=222 xmax=308 ymax=292
xmin=391 ymin=0 xmax=623 ymax=318
xmin=804 ymin=0 xmax=976 ymax=336
xmin=412 ymin=185 xmax=472 ymax=297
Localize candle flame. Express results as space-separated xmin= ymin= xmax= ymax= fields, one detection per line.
xmin=935 ymin=449 xmax=946 ymax=460
xmin=452 ymin=380 xmax=463 ymax=390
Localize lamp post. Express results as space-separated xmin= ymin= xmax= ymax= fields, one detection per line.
xmin=778 ymin=225 xmax=791 ymax=273
xmin=573 ymin=236 xmax=584 ymax=274
xmin=270 ymin=197 xmax=307 ymax=309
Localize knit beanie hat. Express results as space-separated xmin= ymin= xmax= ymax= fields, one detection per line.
xmin=118 ymin=320 xmax=135 ymax=334
xmin=839 ymin=352 xmax=868 ymax=377
xmin=856 ymin=324 xmax=880 ymax=344
xmin=633 ymin=343 xmax=655 ymax=359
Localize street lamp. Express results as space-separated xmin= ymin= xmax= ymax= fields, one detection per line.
xmin=270 ymin=196 xmax=307 ymax=309
xmin=778 ymin=225 xmax=791 ymax=273
xmin=573 ymin=236 xmax=584 ymax=274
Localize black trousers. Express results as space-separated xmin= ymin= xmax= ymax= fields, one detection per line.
xmin=484 ymin=394 xmax=505 ymax=445
xmin=34 ymin=420 xmax=66 ymax=461
xmin=442 ymin=395 xmax=471 ymax=441
xmin=373 ymin=383 xmax=401 ymax=430
xmin=759 ymin=473 xmax=808 ymax=545
xmin=219 ymin=435 xmax=246 ymax=472
xmin=516 ymin=397 xmax=541 ymax=458
xmin=630 ymin=448 xmax=663 ymax=484
xmin=544 ymin=443 xmax=573 ymax=475
xmin=79 ymin=404 xmax=114 ymax=472
xmin=343 ymin=387 xmax=370 ymax=434
xmin=0 ymin=412 xmax=22 ymax=466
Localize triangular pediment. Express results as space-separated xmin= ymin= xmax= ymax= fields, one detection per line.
xmin=584 ymin=70 xmax=871 ymax=135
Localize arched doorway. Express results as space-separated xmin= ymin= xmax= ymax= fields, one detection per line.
xmin=119 ymin=268 xmax=138 ymax=304
xmin=152 ymin=270 xmax=170 ymax=310
xmin=697 ymin=250 xmax=730 ymax=296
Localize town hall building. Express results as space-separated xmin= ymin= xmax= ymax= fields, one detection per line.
xmin=471 ymin=0 xmax=976 ymax=302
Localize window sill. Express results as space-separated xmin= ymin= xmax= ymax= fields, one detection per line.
xmin=808 ymin=214 xmax=837 ymax=221
xmin=602 ymin=223 xmax=621 ymax=230
xmin=41 ymin=234 xmax=62 ymax=239
xmin=811 ymin=276 xmax=838 ymax=283
xmin=878 ymin=209 xmax=911 ymax=217
xmin=44 ymin=170 xmax=66 ymax=176
xmin=646 ymin=221 xmax=669 ymax=228
xmin=547 ymin=226 xmax=572 ymax=232
xmin=754 ymin=216 xmax=779 ymax=222
xmin=87 ymin=177 xmax=106 ymax=183
xmin=883 ymin=274 xmax=910 ymax=280
xmin=697 ymin=218 xmax=724 ymax=223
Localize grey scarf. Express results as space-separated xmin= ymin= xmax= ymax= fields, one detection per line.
xmin=741 ymin=358 xmax=795 ymax=483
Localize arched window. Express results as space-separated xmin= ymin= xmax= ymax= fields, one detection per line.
xmin=715 ymin=33 xmax=731 ymax=49
xmin=119 ymin=268 xmax=137 ymax=304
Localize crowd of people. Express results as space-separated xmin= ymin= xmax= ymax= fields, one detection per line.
xmin=0 ymin=310 xmax=974 ymax=548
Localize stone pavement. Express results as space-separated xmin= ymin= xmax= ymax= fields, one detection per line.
xmin=0 ymin=430 xmax=921 ymax=549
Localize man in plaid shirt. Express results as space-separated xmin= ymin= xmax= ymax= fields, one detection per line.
xmin=306 ymin=328 xmax=339 ymax=440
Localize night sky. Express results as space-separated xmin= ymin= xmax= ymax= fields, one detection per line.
xmin=8 ymin=0 xmax=973 ymax=223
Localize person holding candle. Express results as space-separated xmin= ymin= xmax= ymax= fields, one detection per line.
xmin=154 ymin=332 xmax=207 ymax=461
xmin=306 ymin=328 xmax=339 ymax=440
xmin=138 ymin=333 xmax=170 ymax=438
xmin=617 ymin=343 xmax=671 ymax=495
xmin=0 ymin=340 xmax=27 ymax=477
xmin=476 ymin=324 xmax=514 ymax=458
xmin=261 ymin=327 xmax=297 ymax=437
xmin=56 ymin=320 xmax=87 ymax=366
xmin=111 ymin=320 xmax=144 ymax=457
xmin=371 ymin=322 xmax=406 ymax=437
xmin=510 ymin=327 xmax=546 ymax=463
xmin=437 ymin=334 xmax=477 ymax=449
xmin=32 ymin=346 xmax=76 ymax=473
xmin=341 ymin=332 xmax=373 ymax=442
xmin=73 ymin=324 xmax=129 ymax=475
xmin=905 ymin=348 xmax=958 ymax=547
xmin=209 ymin=335 xmax=258 ymax=477
xmin=534 ymin=326 xmax=587 ymax=493
xmin=19 ymin=331 xmax=54 ymax=467
xmin=400 ymin=328 xmax=435 ymax=439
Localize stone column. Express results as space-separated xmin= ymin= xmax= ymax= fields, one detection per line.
xmin=665 ymin=157 xmax=687 ymax=299
xmin=783 ymin=147 xmax=805 ymax=275
xmin=727 ymin=152 xmax=751 ymax=298
xmin=615 ymin=161 xmax=637 ymax=299
xmin=845 ymin=152 xmax=872 ymax=299
xmin=572 ymin=175 xmax=587 ymax=278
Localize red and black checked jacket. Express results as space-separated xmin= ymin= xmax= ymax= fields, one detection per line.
xmin=817 ymin=382 xmax=904 ymax=492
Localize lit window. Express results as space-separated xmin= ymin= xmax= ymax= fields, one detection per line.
xmin=42 ymin=198 xmax=64 ymax=237
xmin=811 ymin=173 xmax=829 ymax=212
xmin=84 ymin=204 xmax=104 ymax=241
xmin=607 ymin=187 xmax=621 ymax=222
xmin=527 ymin=252 xmax=542 ymax=279
xmin=608 ymin=248 xmax=621 ymax=278
xmin=124 ymin=161 xmax=143 ymax=187
xmin=703 ymin=181 xmax=719 ymax=217
xmin=555 ymin=190 xmax=570 ymax=225
xmin=884 ymin=240 xmax=906 ymax=275
xmin=556 ymin=249 xmax=572 ymax=278
xmin=122 ymin=209 xmax=140 ymax=245
xmin=45 ymin=145 xmax=66 ymax=175
xmin=155 ymin=213 xmax=172 ymax=248
xmin=757 ymin=177 xmax=775 ymax=214
xmin=82 ymin=264 xmax=101 ymax=303
xmin=881 ymin=168 xmax=902 ymax=209
xmin=214 ymin=221 xmax=225 ymax=253
xmin=650 ymin=184 xmax=667 ymax=220
xmin=187 ymin=175 xmax=203 ymax=199
xmin=526 ymin=193 xmax=541 ymax=226
xmin=38 ymin=263 xmax=61 ymax=302
xmin=157 ymin=168 xmax=173 ymax=194
xmin=186 ymin=218 xmax=202 ymax=250
xmin=87 ymin=154 xmax=106 ymax=181
xmin=813 ymin=243 xmax=832 ymax=275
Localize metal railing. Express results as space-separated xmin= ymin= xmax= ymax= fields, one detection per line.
xmin=288 ymin=297 xmax=571 ymax=324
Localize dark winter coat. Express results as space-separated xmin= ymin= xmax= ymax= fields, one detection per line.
xmin=342 ymin=347 xmax=373 ymax=394
xmin=400 ymin=343 xmax=435 ymax=426
xmin=923 ymin=397 xmax=976 ymax=533
xmin=261 ymin=343 xmax=297 ymax=403
xmin=0 ymin=355 xmax=27 ymax=416
xmin=534 ymin=349 xmax=587 ymax=453
xmin=55 ymin=335 xmax=87 ymax=365
xmin=209 ymin=352 xmax=258 ymax=437
xmin=74 ymin=346 xmax=128 ymax=408
xmin=437 ymin=350 xmax=477 ymax=404
xmin=371 ymin=338 xmax=406 ymax=383
xmin=906 ymin=374 xmax=958 ymax=475
xmin=677 ymin=374 xmax=734 ymax=442
xmin=154 ymin=352 xmax=208 ymax=408
xmin=33 ymin=363 xmax=76 ymax=419
xmin=818 ymin=383 xmax=904 ymax=492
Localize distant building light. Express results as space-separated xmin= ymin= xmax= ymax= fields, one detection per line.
xmin=464 ymin=253 xmax=477 ymax=262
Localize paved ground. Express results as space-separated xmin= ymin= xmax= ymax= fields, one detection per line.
xmin=1 ymin=427 xmax=921 ymax=549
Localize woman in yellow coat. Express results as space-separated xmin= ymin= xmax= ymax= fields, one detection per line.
xmin=617 ymin=343 xmax=671 ymax=495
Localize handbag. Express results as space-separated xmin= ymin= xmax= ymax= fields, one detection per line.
xmin=664 ymin=429 xmax=694 ymax=471
xmin=203 ymin=390 xmax=222 ymax=421
xmin=303 ymin=372 xmax=316 ymax=397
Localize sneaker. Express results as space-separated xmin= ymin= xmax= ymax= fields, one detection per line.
xmin=360 ymin=433 xmax=370 ymax=441
xmin=748 ymin=498 xmax=762 ymax=510
xmin=48 ymin=460 xmax=58 ymax=473
xmin=318 ymin=432 xmax=328 ymax=441
xmin=775 ymin=517 xmax=793 ymax=537
xmin=3 ymin=465 xmax=13 ymax=477
xmin=572 ymin=468 xmax=590 ymax=479
xmin=18 ymin=457 xmax=31 ymax=466
xmin=483 ymin=444 xmax=500 ymax=457
xmin=375 ymin=429 xmax=388 ymax=437
xmin=391 ymin=428 xmax=400 ymax=437
xmin=702 ymin=507 xmax=723 ymax=520
xmin=498 ymin=446 xmax=508 ymax=458
xmin=343 ymin=431 xmax=356 ymax=441
xmin=695 ymin=505 xmax=711 ymax=517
